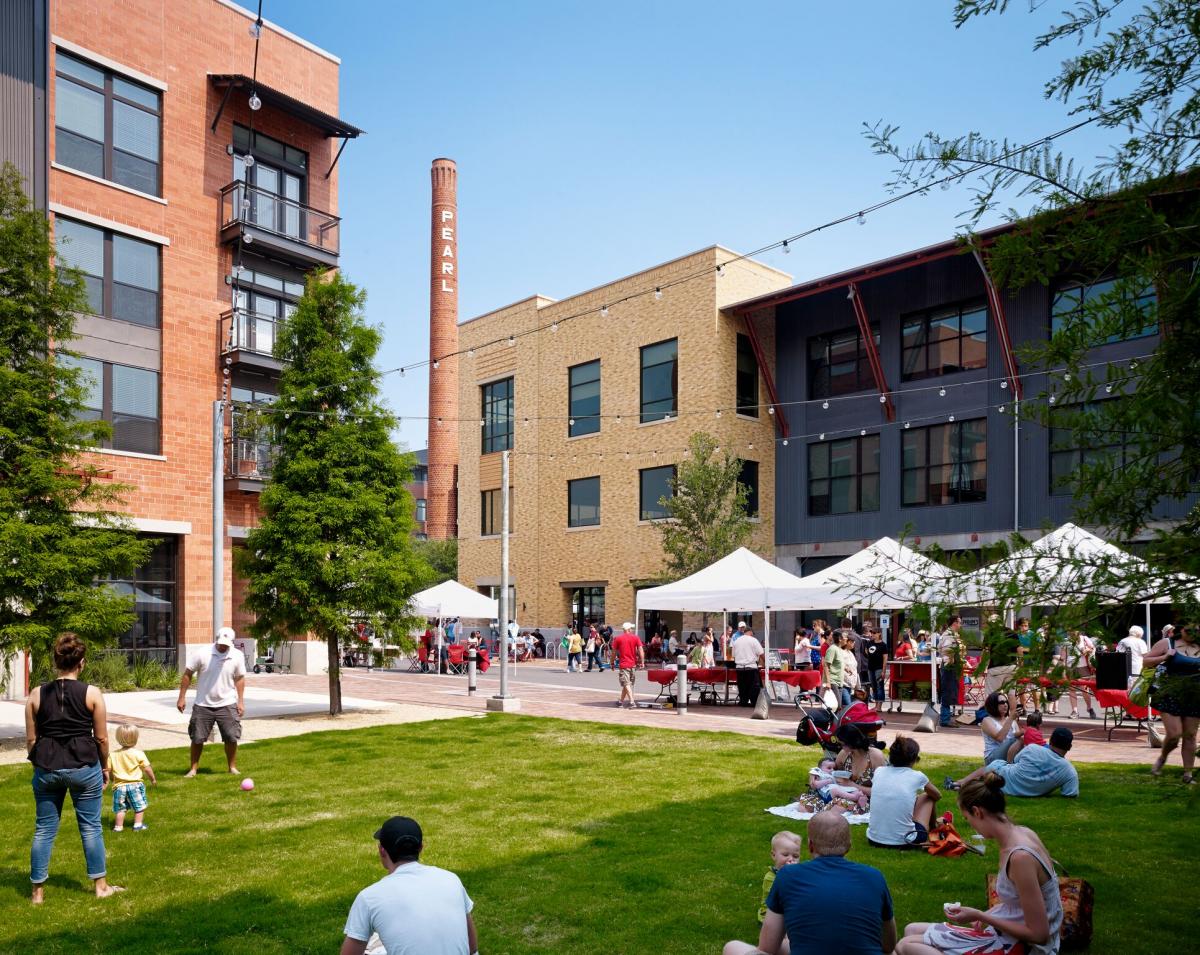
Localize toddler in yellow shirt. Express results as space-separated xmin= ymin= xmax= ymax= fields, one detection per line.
xmin=107 ymin=724 xmax=157 ymax=831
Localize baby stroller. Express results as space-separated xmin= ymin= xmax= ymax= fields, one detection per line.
xmin=796 ymin=699 xmax=886 ymax=756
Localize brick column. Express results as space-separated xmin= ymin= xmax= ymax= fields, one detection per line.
xmin=426 ymin=158 xmax=459 ymax=539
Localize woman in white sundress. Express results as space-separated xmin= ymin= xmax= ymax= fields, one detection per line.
xmin=895 ymin=771 xmax=1062 ymax=955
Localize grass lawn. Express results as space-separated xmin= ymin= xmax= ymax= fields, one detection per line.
xmin=0 ymin=714 xmax=1191 ymax=954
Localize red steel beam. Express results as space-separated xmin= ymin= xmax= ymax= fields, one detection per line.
xmin=971 ymin=249 xmax=1023 ymax=399
xmin=742 ymin=311 xmax=789 ymax=439
xmin=848 ymin=282 xmax=895 ymax=421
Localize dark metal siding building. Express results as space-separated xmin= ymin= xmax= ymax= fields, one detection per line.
xmin=0 ymin=0 xmax=48 ymax=208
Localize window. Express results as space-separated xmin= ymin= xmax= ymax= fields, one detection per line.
xmin=232 ymin=126 xmax=307 ymax=239
xmin=901 ymin=304 xmax=987 ymax=381
xmin=568 ymin=477 xmax=601 ymax=527
xmin=902 ymin=419 xmax=987 ymax=506
xmin=737 ymin=459 xmax=760 ymax=518
xmin=640 ymin=338 xmax=677 ymax=423
xmin=103 ymin=534 xmax=177 ymax=666
xmin=808 ymin=325 xmax=880 ymax=399
xmin=1051 ymin=278 xmax=1157 ymax=343
xmin=59 ymin=354 xmax=159 ymax=454
xmin=1049 ymin=402 xmax=1137 ymax=495
xmin=55 ymin=52 xmax=161 ymax=195
xmin=639 ymin=465 xmax=676 ymax=521
xmin=808 ymin=435 xmax=880 ymax=515
xmin=480 ymin=489 xmax=512 ymax=536
xmin=571 ymin=587 xmax=605 ymax=629
xmin=568 ymin=360 xmax=601 ymax=437
xmin=415 ymin=499 xmax=427 ymax=523
xmin=55 ymin=218 xmax=160 ymax=327
xmin=736 ymin=334 xmax=758 ymax=416
xmin=481 ymin=377 xmax=513 ymax=453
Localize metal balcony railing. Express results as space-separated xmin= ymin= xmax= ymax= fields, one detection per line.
xmin=227 ymin=403 xmax=278 ymax=483
xmin=219 ymin=181 xmax=340 ymax=257
xmin=220 ymin=307 xmax=282 ymax=361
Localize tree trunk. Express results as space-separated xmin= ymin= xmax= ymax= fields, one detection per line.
xmin=326 ymin=634 xmax=343 ymax=716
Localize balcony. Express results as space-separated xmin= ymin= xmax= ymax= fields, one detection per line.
xmin=226 ymin=403 xmax=278 ymax=493
xmin=219 ymin=181 xmax=340 ymax=268
xmin=220 ymin=308 xmax=285 ymax=375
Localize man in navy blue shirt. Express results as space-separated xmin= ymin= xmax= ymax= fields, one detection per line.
xmin=724 ymin=812 xmax=897 ymax=955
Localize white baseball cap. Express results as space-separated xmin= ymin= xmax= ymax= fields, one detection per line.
xmin=622 ymin=622 xmax=634 ymax=630
xmin=216 ymin=626 xmax=236 ymax=648
xmin=737 ymin=621 xmax=747 ymax=628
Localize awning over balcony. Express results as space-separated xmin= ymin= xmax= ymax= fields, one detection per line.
xmin=208 ymin=74 xmax=364 ymax=138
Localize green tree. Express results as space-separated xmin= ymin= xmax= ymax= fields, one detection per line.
xmin=0 ymin=164 xmax=152 ymax=676
xmin=414 ymin=537 xmax=458 ymax=587
xmin=656 ymin=432 xmax=755 ymax=580
xmin=235 ymin=271 xmax=424 ymax=715
xmin=867 ymin=1 xmax=1200 ymax=620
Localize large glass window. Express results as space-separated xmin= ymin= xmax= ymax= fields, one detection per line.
xmin=901 ymin=304 xmax=988 ymax=381
xmin=59 ymin=354 xmax=160 ymax=454
xmin=415 ymin=499 xmax=427 ymax=523
xmin=902 ymin=419 xmax=987 ymax=506
xmin=808 ymin=435 xmax=880 ymax=515
xmin=55 ymin=52 xmax=161 ymax=195
xmin=569 ymin=360 xmax=601 ymax=437
xmin=738 ymin=459 xmax=760 ymax=518
xmin=233 ymin=125 xmax=307 ymax=239
xmin=103 ymin=534 xmax=177 ymax=666
xmin=571 ymin=587 xmax=606 ymax=631
xmin=481 ymin=377 xmax=513 ymax=453
xmin=1051 ymin=278 xmax=1157 ymax=343
xmin=568 ymin=477 xmax=601 ymax=527
xmin=480 ymin=489 xmax=512 ymax=536
xmin=808 ymin=325 xmax=880 ymax=399
xmin=55 ymin=218 xmax=160 ymax=327
xmin=640 ymin=338 xmax=677 ymax=423
xmin=639 ymin=465 xmax=676 ymax=521
xmin=1049 ymin=401 xmax=1137 ymax=495
xmin=736 ymin=333 xmax=758 ymax=416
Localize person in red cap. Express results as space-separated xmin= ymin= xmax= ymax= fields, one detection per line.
xmin=341 ymin=816 xmax=477 ymax=955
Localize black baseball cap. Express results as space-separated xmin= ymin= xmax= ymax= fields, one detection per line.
xmin=374 ymin=816 xmax=423 ymax=859
xmin=1049 ymin=727 xmax=1074 ymax=751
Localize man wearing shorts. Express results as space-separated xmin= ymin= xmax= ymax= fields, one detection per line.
xmin=611 ymin=622 xmax=645 ymax=709
xmin=177 ymin=626 xmax=246 ymax=776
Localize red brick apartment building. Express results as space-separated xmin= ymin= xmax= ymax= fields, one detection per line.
xmin=0 ymin=0 xmax=362 ymax=683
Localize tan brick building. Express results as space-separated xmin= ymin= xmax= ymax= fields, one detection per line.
xmin=456 ymin=247 xmax=792 ymax=634
xmin=2 ymin=0 xmax=359 ymax=680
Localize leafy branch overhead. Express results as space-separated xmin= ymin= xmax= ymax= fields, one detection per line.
xmin=865 ymin=2 xmax=1200 ymax=605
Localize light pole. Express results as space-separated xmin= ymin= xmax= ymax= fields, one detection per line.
xmin=488 ymin=449 xmax=520 ymax=710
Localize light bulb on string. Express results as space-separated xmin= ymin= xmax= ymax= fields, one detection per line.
xmin=243 ymin=154 xmax=254 ymax=168
xmin=998 ymin=405 xmax=1006 ymax=414
xmin=467 ymin=348 xmax=474 ymax=357
xmin=782 ymin=240 xmax=790 ymax=254
xmin=550 ymin=322 xmax=558 ymax=333
xmin=480 ymin=418 xmax=485 ymax=428
xmin=715 ymin=409 xmax=722 ymax=418
xmin=768 ymin=406 xmax=774 ymax=415
xmin=1105 ymin=384 xmax=1113 ymax=394
xmin=654 ymin=287 xmax=662 ymax=301
xmin=399 ymin=367 xmax=405 ymax=377
xmin=948 ymin=415 xmax=955 ymax=422
xmin=1049 ymin=395 xmax=1057 ymax=404
xmin=904 ymin=422 xmax=910 ymax=429
xmin=569 ymin=418 xmax=575 ymax=427
xmin=248 ymin=20 xmax=261 ymax=38
xmin=601 ymin=305 xmax=609 ymax=318
xmin=716 ymin=264 xmax=725 ymax=277
xmin=860 ymin=429 xmax=866 ymax=436
xmin=879 ymin=395 xmax=886 ymax=404
xmin=1000 ymin=380 xmax=1008 ymax=390
xmin=782 ymin=439 xmax=788 ymax=446
xmin=748 ymin=443 xmax=753 ymax=451
xmin=819 ymin=433 xmax=825 ymax=441
xmin=857 ymin=211 xmax=866 ymax=226
xmin=248 ymin=92 xmax=262 ymax=111
xmin=243 ymin=234 xmax=254 ymax=245
xmin=508 ymin=335 xmax=515 ymax=346
xmin=938 ymin=387 xmax=946 ymax=397
xmin=822 ymin=401 xmax=829 ymax=410
xmin=433 ymin=360 xmax=440 ymax=370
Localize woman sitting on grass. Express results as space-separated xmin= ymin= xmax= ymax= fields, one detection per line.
xmin=895 ymin=772 xmax=1062 ymax=955
xmin=866 ymin=735 xmax=941 ymax=849
xmin=795 ymin=724 xmax=884 ymax=814
xmin=978 ymin=691 xmax=1023 ymax=765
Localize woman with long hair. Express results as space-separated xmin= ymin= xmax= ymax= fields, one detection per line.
xmin=895 ymin=772 xmax=1062 ymax=955
xmin=1143 ymin=622 xmax=1200 ymax=783
xmin=25 ymin=633 xmax=123 ymax=903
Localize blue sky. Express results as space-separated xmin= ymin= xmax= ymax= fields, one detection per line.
xmin=251 ymin=1 xmax=1123 ymax=452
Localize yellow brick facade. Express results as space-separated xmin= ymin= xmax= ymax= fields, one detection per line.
xmin=456 ymin=247 xmax=791 ymax=630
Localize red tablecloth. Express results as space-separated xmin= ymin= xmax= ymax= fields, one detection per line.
xmin=1094 ymin=687 xmax=1157 ymax=719
xmin=887 ymin=661 xmax=966 ymax=705
xmin=767 ymin=669 xmax=822 ymax=691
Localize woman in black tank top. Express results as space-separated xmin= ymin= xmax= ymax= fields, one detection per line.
xmin=26 ymin=633 xmax=123 ymax=903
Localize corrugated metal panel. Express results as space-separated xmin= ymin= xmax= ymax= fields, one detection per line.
xmin=0 ymin=0 xmax=48 ymax=208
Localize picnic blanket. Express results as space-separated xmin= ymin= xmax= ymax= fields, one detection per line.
xmin=765 ymin=803 xmax=870 ymax=825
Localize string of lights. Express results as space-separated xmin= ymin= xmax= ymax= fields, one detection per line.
xmin=263 ymin=351 xmax=1148 ymax=429
xmin=260 ymin=107 xmax=1114 ymax=410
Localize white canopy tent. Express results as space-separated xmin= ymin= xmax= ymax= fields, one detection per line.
xmin=411 ymin=579 xmax=498 ymax=620
xmin=796 ymin=536 xmax=955 ymax=610
xmin=635 ymin=548 xmax=838 ymax=698
xmin=954 ymin=523 xmax=1199 ymax=608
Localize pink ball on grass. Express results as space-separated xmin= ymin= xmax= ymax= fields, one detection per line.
xmin=241 ymin=777 xmax=255 ymax=791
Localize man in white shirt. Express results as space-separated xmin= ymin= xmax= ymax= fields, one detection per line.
xmin=936 ymin=616 xmax=963 ymax=728
xmin=1116 ymin=625 xmax=1150 ymax=688
xmin=733 ymin=627 xmax=765 ymax=707
xmin=176 ymin=627 xmax=247 ymax=776
xmin=341 ymin=816 xmax=477 ymax=955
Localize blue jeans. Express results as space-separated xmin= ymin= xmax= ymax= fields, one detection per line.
xmin=839 ymin=685 xmax=852 ymax=707
xmin=870 ymin=670 xmax=886 ymax=703
xmin=31 ymin=762 xmax=107 ymax=883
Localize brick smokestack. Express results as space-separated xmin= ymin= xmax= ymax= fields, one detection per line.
xmin=426 ymin=158 xmax=459 ymax=539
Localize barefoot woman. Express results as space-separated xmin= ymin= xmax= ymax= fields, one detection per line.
xmin=26 ymin=633 xmax=124 ymax=903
